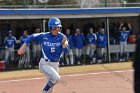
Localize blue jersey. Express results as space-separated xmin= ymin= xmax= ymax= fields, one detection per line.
xmin=32 ymin=39 xmax=40 ymax=45
xmin=96 ymin=32 xmax=107 ymax=48
xmin=4 ymin=36 xmax=16 ymax=48
xmin=25 ymin=32 xmax=68 ymax=61
xmin=73 ymin=33 xmax=85 ymax=49
xmin=19 ymin=35 xmax=30 ymax=46
xmin=86 ymin=33 xmax=97 ymax=44
xmin=65 ymin=34 xmax=74 ymax=49
xmin=119 ymin=31 xmax=130 ymax=42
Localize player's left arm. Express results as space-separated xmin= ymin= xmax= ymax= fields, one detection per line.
xmin=62 ymin=36 xmax=69 ymax=53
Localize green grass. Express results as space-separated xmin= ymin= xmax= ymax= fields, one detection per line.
xmin=0 ymin=62 xmax=133 ymax=80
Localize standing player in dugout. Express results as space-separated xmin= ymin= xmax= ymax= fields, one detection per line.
xmin=18 ymin=17 xmax=68 ymax=93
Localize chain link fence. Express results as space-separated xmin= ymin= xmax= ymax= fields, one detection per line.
xmin=0 ymin=2 xmax=139 ymax=8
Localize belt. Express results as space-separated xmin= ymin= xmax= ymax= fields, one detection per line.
xmin=44 ymin=59 xmax=59 ymax=62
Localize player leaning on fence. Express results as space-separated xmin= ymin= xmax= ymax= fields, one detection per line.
xmin=73 ymin=29 xmax=85 ymax=65
xmin=65 ymin=29 xmax=74 ymax=65
xmin=18 ymin=17 xmax=68 ymax=93
xmin=18 ymin=30 xmax=30 ymax=68
xmin=32 ymin=27 xmax=41 ymax=68
xmin=86 ymin=27 xmax=97 ymax=64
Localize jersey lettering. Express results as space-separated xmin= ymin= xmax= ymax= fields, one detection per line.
xmin=50 ymin=47 xmax=55 ymax=53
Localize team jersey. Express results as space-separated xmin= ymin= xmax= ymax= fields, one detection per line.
xmin=96 ymin=32 xmax=107 ymax=48
xmin=19 ymin=35 xmax=30 ymax=46
xmin=65 ymin=34 xmax=74 ymax=49
xmin=32 ymin=33 xmax=40 ymax=45
xmin=86 ymin=33 xmax=97 ymax=44
xmin=119 ymin=31 xmax=130 ymax=42
xmin=32 ymin=40 xmax=40 ymax=45
xmin=73 ymin=33 xmax=85 ymax=49
xmin=4 ymin=36 xmax=16 ymax=48
xmin=25 ymin=32 xmax=68 ymax=62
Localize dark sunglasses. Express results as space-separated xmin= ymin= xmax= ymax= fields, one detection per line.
xmin=52 ymin=27 xmax=60 ymax=28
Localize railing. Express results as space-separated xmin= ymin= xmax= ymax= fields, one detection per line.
xmin=0 ymin=2 xmax=139 ymax=8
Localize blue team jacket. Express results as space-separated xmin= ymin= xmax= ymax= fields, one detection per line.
xmin=73 ymin=33 xmax=85 ymax=49
xmin=86 ymin=33 xmax=97 ymax=44
xmin=96 ymin=32 xmax=107 ymax=48
xmin=19 ymin=35 xmax=30 ymax=46
xmin=65 ymin=34 xmax=74 ymax=49
xmin=25 ymin=32 xmax=68 ymax=61
xmin=119 ymin=31 xmax=130 ymax=42
xmin=4 ymin=36 xmax=16 ymax=48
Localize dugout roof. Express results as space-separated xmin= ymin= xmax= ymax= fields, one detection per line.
xmin=0 ymin=7 xmax=139 ymax=19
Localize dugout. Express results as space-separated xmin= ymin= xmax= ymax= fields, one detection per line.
xmin=0 ymin=8 xmax=139 ymax=39
xmin=0 ymin=7 xmax=139 ymax=61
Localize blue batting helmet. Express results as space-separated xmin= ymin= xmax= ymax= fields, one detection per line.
xmin=48 ymin=17 xmax=62 ymax=30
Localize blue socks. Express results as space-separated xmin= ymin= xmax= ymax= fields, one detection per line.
xmin=43 ymin=80 xmax=54 ymax=91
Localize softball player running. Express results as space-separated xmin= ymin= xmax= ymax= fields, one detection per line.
xmin=119 ymin=23 xmax=131 ymax=62
xmin=73 ymin=29 xmax=85 ymax=65
xmin=18 ymin=30 xmax=30 ymax=68
xmin=65 ymin=29 xmax=74 ymax=65
xmin=86 ymin=28 xmax=97 ymax=63
xmin=4 ymin=31 xmax=16 ymax=69
xmin=18 ymin=17 xmax=68 ymax=93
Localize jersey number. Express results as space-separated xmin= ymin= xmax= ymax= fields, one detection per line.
xmin=51 ymin=47 xmax=55 ymax=53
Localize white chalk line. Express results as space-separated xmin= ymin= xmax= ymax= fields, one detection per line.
xmin=0 ymin=69 xmax=133 ymax=83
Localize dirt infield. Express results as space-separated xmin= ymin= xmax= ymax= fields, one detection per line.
xmin=0 ymin=62 xmax=132 ymax=80
xmin=0 ymin=70 xmax=133 ymax=93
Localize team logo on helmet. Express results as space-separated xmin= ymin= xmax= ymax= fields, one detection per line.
xmin=55 ymin=21 xmax=60 ymax=25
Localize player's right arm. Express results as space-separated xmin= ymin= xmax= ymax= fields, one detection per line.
xmin=18 ymin=43 xmax=27 ymax=55
xmin=18 ymin=33 xmax=43 ymax=55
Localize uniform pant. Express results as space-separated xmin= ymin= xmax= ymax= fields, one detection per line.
xmin=97 ymin=47 xmax=105 ymax=63
xmin=5 ymin=47 xmax=14 ymax=69
xmin=120 ymin=41 xmax=127 ymax=60
xmin=86 ymin=44 xmax=96 ymax=60
xmin=18 ymin=46 xmax=30 ymax=68
xmin=39 ymin=58 xmax=60 ymax=93
xmin=65 ymin=49 xmax=74 ymax=65
xmin=75 ymin=48 xmax=82 ymax=64
xmin=32 ymin=44 xmax=41 ymax=67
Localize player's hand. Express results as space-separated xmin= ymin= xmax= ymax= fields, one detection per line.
xmin=62 ymin=36 xmax=68 ymax=48
xmin=17 ymin=43 xmax=27 ymax=55
xmin=17 ymin=48 xmax=25 ymax=55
